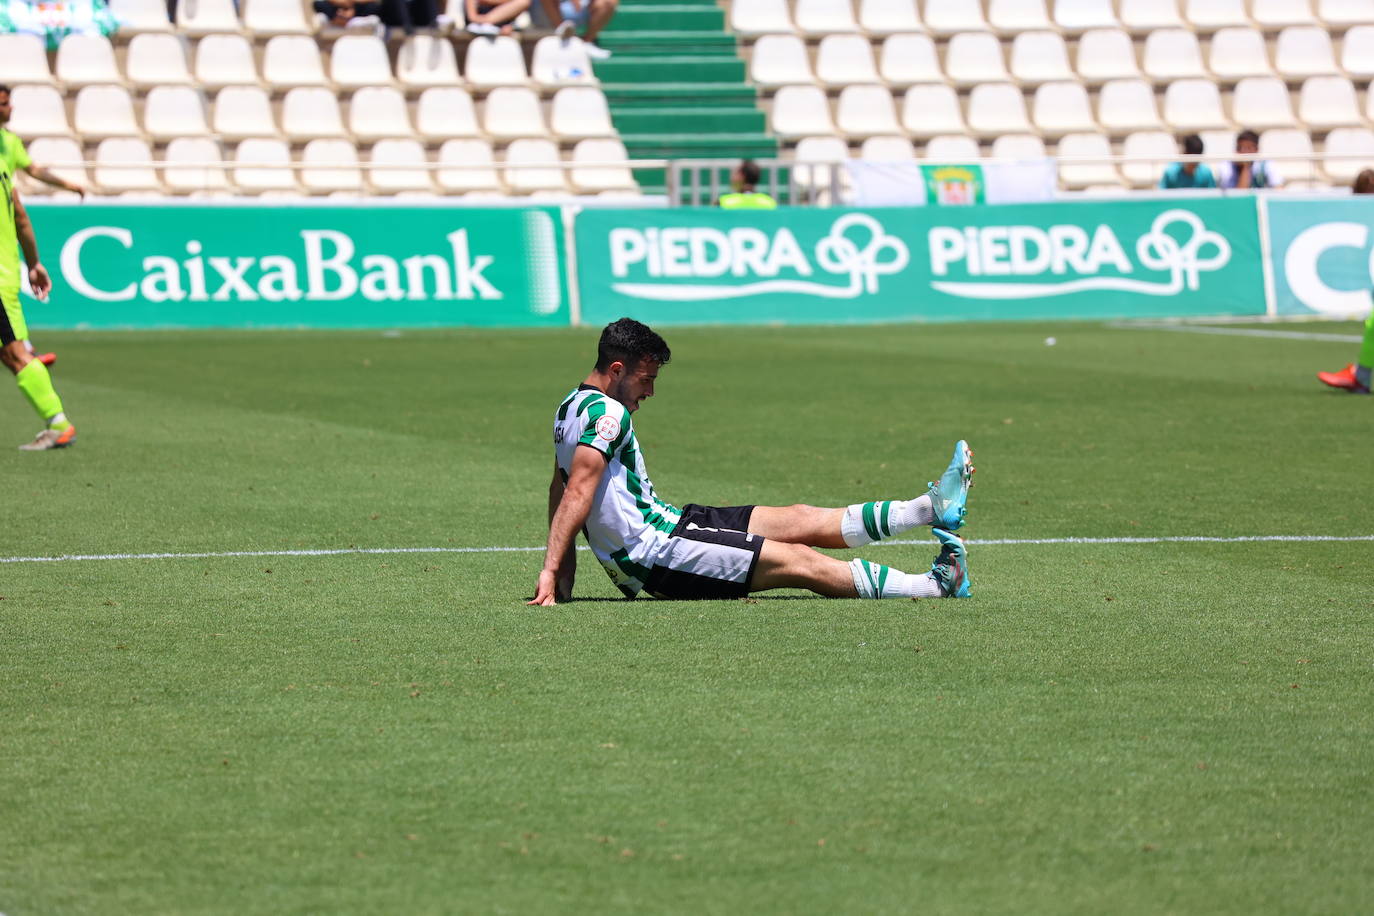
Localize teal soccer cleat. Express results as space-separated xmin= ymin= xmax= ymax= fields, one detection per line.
xmin=929 ymin=528 xmax=971 ymax=598
xmin=927 ymin=439 xmax=974 ymax=531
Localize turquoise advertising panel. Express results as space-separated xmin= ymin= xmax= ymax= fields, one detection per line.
xmin=21 ymin=205 xmax=568 ymax=328
xmin=1266 ymin=196 xmax=1374 ymax=317
xmin=575 ymin=198 xmax=1266 ymax=325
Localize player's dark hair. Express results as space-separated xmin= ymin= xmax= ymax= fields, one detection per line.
xmin=0 ymin=84 xmax=11 ymax=96
xmin=1181 ymin=134 xmax=1203 ymax=156
xmin=739 ymin=159 xmax=761 ymax=187
xmin=1355 ymin=170 xmax=1374 ymax=195
xmin=595 ymin=318 xmax=670 ymax=372
xmin=1236 ymin=129 xmax=1260 ymax=148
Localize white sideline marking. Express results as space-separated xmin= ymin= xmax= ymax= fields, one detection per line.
xmin=3 ymin=535 xmax=1373 ymax=565
xmin=1109 ymin=322 xmax=1362 ymax=343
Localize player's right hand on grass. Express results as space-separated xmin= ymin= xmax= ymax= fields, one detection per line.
xmin=528 ymin=569 xmax=560 ymax=606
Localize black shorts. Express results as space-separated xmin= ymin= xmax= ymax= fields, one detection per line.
xmin=642 ymin=504 xmax=763 ymax=600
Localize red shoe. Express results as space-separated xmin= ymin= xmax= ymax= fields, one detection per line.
xmin=37 ymin=352 xmax=56 ymax=366
xmin=1317 ymin=364 xmax=1370 ymax=393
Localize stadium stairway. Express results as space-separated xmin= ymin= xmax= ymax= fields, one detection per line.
xmin=592 ymin=0 xmax=778 ymax=200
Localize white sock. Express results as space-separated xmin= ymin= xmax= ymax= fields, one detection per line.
xmin=840 ymin=496 xmax=933 ymax=547
xmin=849 ymin=558 xmax=941 ymax=599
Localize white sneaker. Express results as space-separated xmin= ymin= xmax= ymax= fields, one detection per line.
xmin=466 ymin=21 xmax=500 ymax=35
xmin=18 ymin=424 xmax=76 ymax=451
xmin=583 ymin=40 xmax=612 ymax=60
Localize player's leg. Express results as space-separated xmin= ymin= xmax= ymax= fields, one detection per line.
xmin=749 ymin=532 xmax=969 ymax=599
xmin=1317 ymin=312 xmax=1374 ymax=393
xmin=21 ymin=338 xmax=56 ymax=366
xmin=748 ymin=440 xmax=974 ymax=548
xmin=583 ymin=0 xmax=618 ymax=42
xmin=2 ymin=290 xmax=75 ymax=450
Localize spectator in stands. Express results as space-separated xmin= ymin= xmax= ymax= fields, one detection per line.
xmin=1316 ymin=169 xmax=1374 ymax=395
xmin=465 ymin=0 xmax=530 ymax=35
xmin=314 ymin=0 xmax=438 ymax=30
xmin=1216 ymin=130 xmax=1284 ymax=190
xmin=1158 ymin=134 xmax=1216 ymax=190
xmin=539 ymin=0 xmax=618 ymax=60
xmin=719 ymin=160 xmax=777 ymax=210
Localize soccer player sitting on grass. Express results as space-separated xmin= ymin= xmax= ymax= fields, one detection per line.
xmin=529 ymin=318 xmax=973 ymax=605
xmin=1317 ymin=169 xmax=1374 ymax=396
xmin=1 ymin=156 xmax=75 ymax=450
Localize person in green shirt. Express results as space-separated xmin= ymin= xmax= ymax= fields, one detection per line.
xmin=719 ymin=160 xmax=777 ymax=210
xmin=1 ymin=157 xmax=76 ymax=450
xmin=1158 ymin=134 xmax=1217 ymax=190
xmin=1 ymin=84 xmax=85 ymax=368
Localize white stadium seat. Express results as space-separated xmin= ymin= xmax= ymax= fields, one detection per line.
xmin=0 ymin=35 xmax=56 ymax=85
xmin=23 ymin=138 xmax=88 ymax=190
xmin=1298 ymin=76 xmax=1362 ymax=127
xmin=1184 ymin=0 xmax=1250 ymax=30
xmin=242 ymin=0 xmax=314 ymax=35
xmin=331 ymin=35 xmax=396 ymax=89
xmin=1322 ymin=127 xmax=1374 ymax=183
xmin=1056 ymin=132 xmax=1121 ymax=187
xmin=1260 ymin=128 xmax=1315 ymax=182
xmin=1200 ymin=129 xmax=1238 ymax=159
xmin=1231 ymin=77 xmax=1298 ymax=128
xmin=750 ymin=35 xmax=815 ymax=87
xmin=300 ymin=139 xmax=363 ymax=193
xmin=550 ymin=86 xmax=616 ymax=139
xmin=989 ymin=0 xmax=1054 ymax=33
xmin=1253 ymin=0 xmax=1318 ymax=27
xmin=400 ymin=35 xmax=464 ymax=89
xmin=213 ymin=86 xmax=277 ymax=139
xmin=1208 ymin=28 xmax=1274 ymax=80
xmin=1053 ymin=0 xmax=1120 ymax=32
xmin=415 ymin=88 xmax=482 ymax=139
xmin=836 ymin=85 xmax=903 ymax=137
xmin=127 ymin=34 xmax=195 ymax=89
xmin=795 ymin=0 xmax=861 ymax=35
xmin=923 ymin=0 xmax=990 ymax=34
xmin=879 ymin=33 xmax=943 ymax=86
xmin=1274 ymin=26 xmax=1339 ymax=77
xmin=368 ymin=139 xmax=433 ymax=193
xmin=945 ymin=32 xmax=1009 ymax=86
xmin=164 ymin=137 xmax=229 ymax=192
xmin=793 ymin=136 xmax=850 ymax=201
xmin=74 ymin=85 xmax=140 ymax=138
xmin=859 ymin=0 xmax=923 ymax=34
xmin=991 ymin=133 xmax=1048 ymax=159
xmin=901 ymin=84 xmax=966 ymax=136
xmin=1340 ymin=26 xmax=1374 ymax=76
xmin=348 ymin=86 xmax=414 ymax=140
xmin=233 ymin=139 xmax=296 ymax=192
xmin=860 ymin=135 xmax=918 ymax=159
xmin=437 ymin=139 xmax=502 ymax=192
xmin=1121 ymin=131 xmax=1180 ymax=186
xmin=530 ymin=35 xmax=596 ymax=89
xmin=570 ymin=138 xmax=637 ymax=193
xmin=1076 ymin=29 xmax=1143 ymax=82
xmin=730 ymin=0 xmax=794 ymax=36
xmin=1097 ymin=79 xmax=1165 ymax=131
xmin=771 ymin=85 xmax=836 ymax=138
xmin=55 ymin=35 xmax=123 ymax=88
xmin=465 ymin=35 xmax=531 ymax=88
xmin=144 ymin=86 xmax=211 ymax=140
xmin=1033 ymin=81 xmax=1097 ymax=136
xmin=1010 ymin=31 xmax=1074 ymax=84
xmin=1318 ymin=0 xmax=1374 ymax=27
xmin=967 ymin=83 xmax=1033 ymax=136
xmin=1120 ymin=0 xmax=1186 ymax=32
xmin=263 ymin=35 xmax=329 ymax=88
xmin=109 ymin=0 xmax=173 ymax=33
xmin=1142 ymin=29 xmax=1207 ymax=81
xmin=816 ymin=35 xmax=881 ymax=87
xmin=195 ymin=34 xmax=260 ymax=87
xmin=95 ymin=138 xmax=160 ymax=191
xmin=504 ymin=138 xmax=568 ymax=193
xmin=177 ymin=0 xmax=242 ymax=35
xmin=281 ymin=87 xmax=347 ymax=139
xmin=482 ymin=86 xmax=549 ymax=138
xmin=924 ymin=134 xmax=981 ymax=160
xmin=1163 ymin=78 xmax=1229 ymax=129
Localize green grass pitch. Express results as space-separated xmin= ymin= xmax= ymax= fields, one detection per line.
xmin=2 ymin=320 xmax=1372 ymax=914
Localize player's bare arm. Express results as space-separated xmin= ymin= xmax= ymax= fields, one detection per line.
xmin=13 ymin=189 xmax=50 ymax=301
xmin=545 ymin=460 xmax=579 ymax=600
xmin=529 ymin=444 xmax=606 ymax=605
xmin=24 ymin=164 xmax=85 ymax=199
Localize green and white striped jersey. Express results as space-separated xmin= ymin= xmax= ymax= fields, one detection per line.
xmin=553 ymin=385 xmax=682 ymax=596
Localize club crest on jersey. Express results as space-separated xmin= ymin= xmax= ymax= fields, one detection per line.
xmin=595 ymin=415 xmax=620 ymax=441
